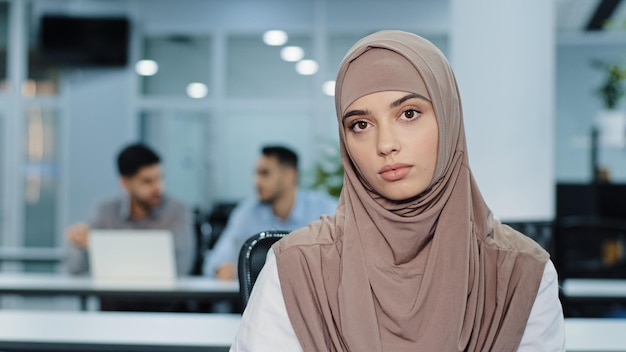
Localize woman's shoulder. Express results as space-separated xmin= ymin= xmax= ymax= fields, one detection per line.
xmin=484 ymin=220 xmax=550 ymax=261
xmin=273 ymin=215 xmax=338 ymax=255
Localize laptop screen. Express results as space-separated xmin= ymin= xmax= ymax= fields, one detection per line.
xmin=88 ymin=229 xmax=176 ymax=283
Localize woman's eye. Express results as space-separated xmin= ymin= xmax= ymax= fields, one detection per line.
xmin=349 ymin=120 xmax=369 ymax=132
xmin=401 ymin=109 xmax=421 ymax=120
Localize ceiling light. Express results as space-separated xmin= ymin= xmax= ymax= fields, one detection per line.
xmin=186 ymin=83 xmax=208 ymax=99
xmin=263 ymin=30 xmax=288 ymax=46
xmin=281 ymin=46 xmax=304 ymax=62
xmin=296 ymin=59 xmax=318 ymax=75
xmin=135 ymin=60 xmax=158 ymax=76
xmin=322 ymin=81 xmax=336 ymax=96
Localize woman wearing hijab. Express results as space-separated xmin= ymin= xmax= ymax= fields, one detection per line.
xmin=232 ymin=30 xmax=565 ymax=351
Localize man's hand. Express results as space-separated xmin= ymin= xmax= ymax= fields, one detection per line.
xmin=66 ymin=223 xmax=90 ymax=248
xmin=215 ymin=262 xmax=236 ymax=281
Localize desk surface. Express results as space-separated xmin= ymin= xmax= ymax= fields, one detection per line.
xmin=0 ymin=273 xmax=239 ymax=299
xmin=562 ymin=279 xmax=626 ymax=298
xmin=0 ymin=311 xmax=621 ymax=352
xmin=0 ymin=310 xmax=240 ymax=352
xmin=565 ymin=318 xmax=626 ymax=351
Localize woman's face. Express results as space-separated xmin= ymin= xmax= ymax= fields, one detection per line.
xmin=342 ymin=90 xmax=439 ymax=201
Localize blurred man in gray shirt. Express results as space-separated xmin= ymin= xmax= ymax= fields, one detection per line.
xmin=65 ymin=143 xmax=194 ymax=277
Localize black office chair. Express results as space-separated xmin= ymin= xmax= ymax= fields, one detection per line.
xmin=503 ymin=220 xmax=553 ymax=253
xmin=238 ymin=230 xmax=289 ymax=310
xmin=190 ymin=203 xmax=238 ymax=276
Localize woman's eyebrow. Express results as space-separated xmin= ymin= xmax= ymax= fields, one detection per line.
xmin=389 ymin=93 xmax=429 ymax=108
xmin=342 ymin=109 xmax=370 ymax=121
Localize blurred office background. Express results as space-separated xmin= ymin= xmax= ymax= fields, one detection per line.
xmin=0 ymin=0 xmax=625 ymax=285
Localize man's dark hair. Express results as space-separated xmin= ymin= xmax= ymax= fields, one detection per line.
xmin=117 ymin=143 xmax=161 ymax=177
xmin=262 ymin=145 xmax=298 ymax=170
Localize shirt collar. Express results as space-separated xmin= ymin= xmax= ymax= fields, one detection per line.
xmin=119 ymin=195 xmax=166 ymax=221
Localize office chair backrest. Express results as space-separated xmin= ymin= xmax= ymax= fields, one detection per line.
xmin=238 ymin=230 xmax=289 ymax=310
xmin=191 ymin=203 xmax=238 ymax=276
xmin=503 ymin=220 xmax=553 ymax=253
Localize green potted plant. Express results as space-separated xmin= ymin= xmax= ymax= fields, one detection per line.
xmin=310 ymin=139 xmax=343 ymax=198
xmin=591 ymin=59 xmax=626 ymax=110
xmin=591 ymin=59 xmax=626 ymax=148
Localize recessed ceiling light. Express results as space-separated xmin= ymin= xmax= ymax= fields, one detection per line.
xmin=186 ymin=82 xmax=208 ymax=99
xmin=296 ymin=59 xmax=319 ymax=75
xmin=281 ymin=46 xmax=304 ymax=62
xmin=263 ymin=30 xmax=288 ymax=46
xmin=322 ymin=80 xmax=336 ymax=96
xmin=135 ymin=60 xmax=158 ymax=76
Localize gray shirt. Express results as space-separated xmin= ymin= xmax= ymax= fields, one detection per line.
xmin=66 ymin=196 xmax=194 ymax=276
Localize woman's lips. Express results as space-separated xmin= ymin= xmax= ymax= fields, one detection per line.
xmin=378 ymin=163 xmax=413 ymax=182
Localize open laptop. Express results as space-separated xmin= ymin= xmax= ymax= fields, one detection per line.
xmin=88 ymin=229 xmax=176 ymax=285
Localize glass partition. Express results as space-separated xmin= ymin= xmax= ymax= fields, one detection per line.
xmin=23 ymin=107 xmax=59 ymax=251
xmin=140 ymin=110 xmax=211 ymax=209
xmin=226 ymin=34 xmax=313 ymax=98
xmin=141 ymin=36 xmax=211 ymax=97
xmin=216 ymin=108 xmax=315 ymax=201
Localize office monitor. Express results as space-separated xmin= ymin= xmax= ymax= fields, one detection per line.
xmin=39 ymin=15 xmax=130 ymax=67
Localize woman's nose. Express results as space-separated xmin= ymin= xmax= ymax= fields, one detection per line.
xmin=377 ymin=124 xmax=400 ymax=156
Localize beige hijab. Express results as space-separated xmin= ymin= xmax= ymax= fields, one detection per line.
xmin=273 ymin=30 xmax=548 ymax=352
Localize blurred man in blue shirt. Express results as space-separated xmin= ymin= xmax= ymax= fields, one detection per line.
xmin=204 ymin=145 xmax=337 ymax=280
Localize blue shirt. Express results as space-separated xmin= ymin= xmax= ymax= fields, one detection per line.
xmin=203 ymin=189 xmax=337 ymax=277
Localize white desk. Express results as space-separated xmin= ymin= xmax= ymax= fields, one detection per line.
xmin=0 ymin=273 xmax=239 ymax=310
xmin=562 ymin=279 xmax=626 ymax=298
xmin=0 ymin=313 xmax=621 ymax=351
xmin=0 ymin=311 xmax=626 ymax=352
xmin=565 ymin=318 xmax=626 ymax=351
xmin=0 ymin=310 xmax=240 ymax=351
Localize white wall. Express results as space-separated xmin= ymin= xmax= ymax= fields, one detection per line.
xmin=450 ymin=0 xmax=556 ymax=221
